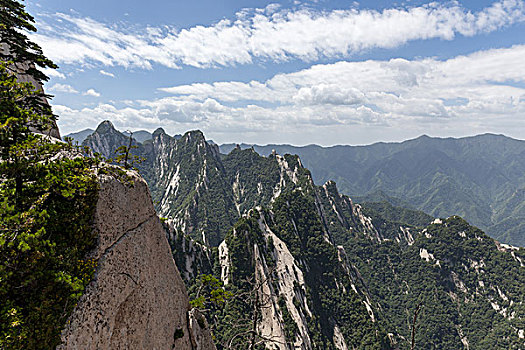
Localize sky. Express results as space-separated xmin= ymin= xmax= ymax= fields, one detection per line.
xmin=27 ymin=0 xmax=525 ymax=145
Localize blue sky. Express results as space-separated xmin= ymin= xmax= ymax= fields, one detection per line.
xmin=27 ymin=0 xmax=525 ymax=145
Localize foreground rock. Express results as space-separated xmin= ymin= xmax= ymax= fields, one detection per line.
xmin=58 ymin=168 xmax=215 ymax=350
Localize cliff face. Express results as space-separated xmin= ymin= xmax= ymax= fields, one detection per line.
xmin=58 ymin=168 xmax=215 ymax=350
xmin=1 ymin=43 xmax=61 ymax=139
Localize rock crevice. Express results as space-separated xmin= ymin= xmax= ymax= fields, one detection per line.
xmin=58 ymin=169 xmax=215 ymax=350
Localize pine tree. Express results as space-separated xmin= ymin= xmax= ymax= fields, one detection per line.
xmin=0 ymin=62 xmax=57 ymax=209
xmin=0 ymin=2 xmax=99 ymax=348
xmin=0 ymin=0 xmax=57 ymax=83
xmin=112 ymin=132 xmax=144 ymax=170
xmin=1 ymin=0 xmax=59 ymax=209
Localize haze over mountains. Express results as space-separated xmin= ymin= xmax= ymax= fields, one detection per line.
xmin=76 ymin=120 xmax=525 ymax=349
xmin=68 ymin=127 xmax=525 ymax=246
xmin=221 ymin=134 xmax=525 ymax=247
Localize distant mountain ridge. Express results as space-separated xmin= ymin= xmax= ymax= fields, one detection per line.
xmin=73 ymin=124 xmax=525 ymax=246
xmin=81 ymin=121 xmax=525 ymax=349
xmin=220 ymin=134 xmax=525 ymax=246
xmin=64 ymin=127 xmax=178 ymax=144
xmin=64 ymin=128 xmax=94 ymax=144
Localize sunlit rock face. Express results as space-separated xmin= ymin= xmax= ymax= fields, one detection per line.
xmin=58 ymin=169 xmax=215 ymax=350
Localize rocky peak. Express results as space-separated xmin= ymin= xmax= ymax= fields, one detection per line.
xmin=95 ymin=120 xmax=118 ymax=134
xmin=182 ymin=130 xmax=206 ymax=143
xmin=212 ymin=190 xmax=387 ymax=349
xmin=152 ymin=127 xmax=166 ymax=138
xmin=322 ymin=180 xmax=339 ymax=196
xmin=83 ymin=121 xmax=141 ymax=160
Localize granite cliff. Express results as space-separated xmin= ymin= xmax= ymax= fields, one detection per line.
xmin=58 ymin=167 xmax=216 ymax=349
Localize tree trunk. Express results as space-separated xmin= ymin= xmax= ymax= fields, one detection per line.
xmin=249 ymin=291 xmax=259 ymax=350
xmin=410 ymin=303 xmax=423 ymax=350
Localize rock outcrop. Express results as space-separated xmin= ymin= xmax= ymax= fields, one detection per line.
xmin=58 ymin=168 xmax=215 ymax=350
xmin=1 ymin=43 xmax=61 ymax=139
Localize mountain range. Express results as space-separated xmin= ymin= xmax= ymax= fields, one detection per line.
xmin=220 ymin=134 xmax=525 ymax=247
xmin=70 ymin=128 xmax=525 ymax=246
xmin=77 ymin=121 xmax=525 ymax=349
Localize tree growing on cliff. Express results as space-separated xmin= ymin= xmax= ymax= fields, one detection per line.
xmin=113 ymin=131 xmax=144 ymax=170
xmin=1 ymin=0 xmax=59 ymax=208
xmin=190 ymin=274 xmax=233 ymax=311
xmin=0 ymin=0 xmax=56 ymax=82
xmin=0 ymin=1 xmax=100 ymax=348
xmin=0 ymin=62 xmax=54 ymax=208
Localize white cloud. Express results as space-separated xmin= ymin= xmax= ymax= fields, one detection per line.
xmin=48 ymin=83 xmax=78 ymax=93
xmin=33 ymin=0 xmax=525 ymax=69
xmin=293 ymin=84 xmax=367 ymax=105
xmin=83 ymin=88 xmax=100 ymax=97
xmin=42 ymin=68 xmax=66 ymax=79
xmin=55 ymin=45 xmax=525 ymax=144
xmin=99 ymin=70 xmax=115 ymax=77
xmin=160 ymin=44 xmax=525 ymax=104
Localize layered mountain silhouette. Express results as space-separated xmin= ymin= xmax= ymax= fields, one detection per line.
xmin=220 ymin=134 xmax=525 ymax=246
xmin=77 ymin=121 xmax=525 ymax=349
xmin=70 ymin=126 xmax=525 ymax=246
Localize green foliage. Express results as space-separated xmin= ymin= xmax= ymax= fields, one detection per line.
xmin=340 ymin=216 xmax=525 ymax=349
xmin=225 ymin=216 xmax=262 ymax=284
xmin=204 ymin=216 xmax=275 ymax=349
xmin=315 ymin=180 xmax=380 ymax=244
xmin=222 ymin=147 xmax=281 ymax=214
xmin=361 ymin=201 xmax=433 ymax=228
xmin=223 ymin=136 xmax=525 ymax=246
xmin=189 ymin=274 xmax=232 ymax=310
xmin=112 ymin=133 xmax=144 ymax=170
xmin=0 ymin=0 xmax=57 ymax=83
xmin=146 ymin=130 xmax=238 ymax=246
xmin=188 ymin=190 xmax=390 ymax=349
xmin=278 ymin=296 xmax=299 ymax=343
xmin=360 ymin=201 xmax=433 ymax=240
xmin=0 ymin=3 xmax=99 ymax=347
xmin=0 ymin=94 xmax=99 ymax=350
xmin=270 ymin=190 xmax=391 ymax=349
xmin=0 ymin=61 xmax=56 ymax=207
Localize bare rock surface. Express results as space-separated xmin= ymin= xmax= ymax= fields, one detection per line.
xmin=58 ymin=169 xmax=215 ymax=350
xmin=1 ymin=43 xmax=61 ymax=139
xmin=188 ymin=309 xmax=216 ymax=350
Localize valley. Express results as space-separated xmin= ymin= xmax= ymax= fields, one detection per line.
xmin=78 ymin=121 xmax=525 ymax=349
